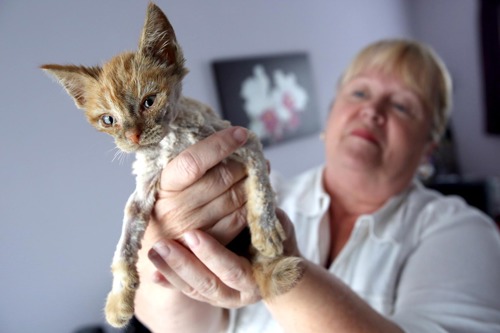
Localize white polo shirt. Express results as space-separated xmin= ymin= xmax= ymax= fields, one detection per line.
xmin=228 ymin=166 xmax=500 ymax=332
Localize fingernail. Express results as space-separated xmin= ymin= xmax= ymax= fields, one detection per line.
xmin=232 ymin=127 xmax=248 ymax=144
xmin=153 ymin=241 xmax=170 ymax=258
xmin=151 ymin=271 xmax=163 ymax=284
xmin=148 ymin=248 xmax=163 ymax=266
xmin=183 ymin=231 xmax=199 ymax=248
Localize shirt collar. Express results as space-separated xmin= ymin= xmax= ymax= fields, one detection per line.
xmin=294 ymin=166 xmax=418 ymax=242
xmin=295 ymin=166 xmax=330 ymax=217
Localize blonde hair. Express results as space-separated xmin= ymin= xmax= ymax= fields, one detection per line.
xmin=338 ymin=39 xmax=452 ymax=143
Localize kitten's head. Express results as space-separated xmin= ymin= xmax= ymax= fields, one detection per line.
xmin=41 ymin=3 xmax=188 ymax=153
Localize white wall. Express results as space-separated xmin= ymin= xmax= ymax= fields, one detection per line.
xmin=2 ymin=0 xmax=495 ymax=332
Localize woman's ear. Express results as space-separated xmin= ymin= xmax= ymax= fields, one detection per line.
xmin=419 ymin=141 xmax=438 ymax=166
xmin=423 ymin=141 xmax=438 ymax=160
xmin=417 ymin=142 xmax=438 ymax=180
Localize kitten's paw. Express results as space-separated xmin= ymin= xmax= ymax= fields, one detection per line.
xmin=105 ymin=261 xmax=139 ymax=327
xmin=269 ymin=256 xmax=304 ymax=295
xmin=105 ymin=289 xmax=135 ymax=327
xmin=254 ymin=256 xmax=304 ymax=298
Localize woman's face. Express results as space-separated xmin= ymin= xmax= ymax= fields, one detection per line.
xmin=324 ymin=71 xmax=434 ymax=193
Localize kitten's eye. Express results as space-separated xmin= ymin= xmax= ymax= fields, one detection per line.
xmin=143 ymin=95 xmax=156 ymax=109
xmin=101 ymin=114 xmax=115 ymax=127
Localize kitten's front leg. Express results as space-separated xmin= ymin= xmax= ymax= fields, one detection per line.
xmin=105 ymin=173 xmax=159 ymax=328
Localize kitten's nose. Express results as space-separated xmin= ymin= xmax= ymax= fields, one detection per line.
xmin=126 ymin=130 xmax=141 ymax=144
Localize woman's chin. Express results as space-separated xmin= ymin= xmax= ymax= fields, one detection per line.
xmin=338 ymin=142 xmax=382 ymax=170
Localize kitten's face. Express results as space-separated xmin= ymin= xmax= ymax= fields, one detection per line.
xmin=83 ymin=53 xmax=183 ymax=153
xmin=41 ymin=3 xmax=187 ymax=153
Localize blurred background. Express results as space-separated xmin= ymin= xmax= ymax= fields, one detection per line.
xmin=1 ymin=0 xmax=499 ymax=332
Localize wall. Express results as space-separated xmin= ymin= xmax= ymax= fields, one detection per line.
xmin=3 ymin=0 xmax=489 ymax=332
xmin=408 ymin=0 xmax=500 ymax=178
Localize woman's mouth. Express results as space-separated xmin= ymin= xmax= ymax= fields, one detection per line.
xmin=351 ymin=128 xmax=379 ymax=145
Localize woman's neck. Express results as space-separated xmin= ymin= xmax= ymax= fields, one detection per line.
xmin=322 ymin=167 xmax=392 ymax=266
xmin=322 ymin=169 xmax=389 ymax=218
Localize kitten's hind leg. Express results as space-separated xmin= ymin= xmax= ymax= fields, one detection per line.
xmin=105 ymin=174 xmax=159 ymax=327
xmin=245 ymin=170 xmax=286 ymax=258
xmin=237 ymin=135 xmax=304 ymax=297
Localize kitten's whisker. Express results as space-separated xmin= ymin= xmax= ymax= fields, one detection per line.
xmin=119 ymin=151 xmax=128 ymax=166
xmin=110 ymin=148 xmax=119 ymax=163
xmin=117 ymin=152 xmax=125 ymax=165
xmin=110 ymin=147 xmax=127 ymax=165
xmin=107 ymin=146 xmax=117 ymax=154
xmin=112 ymin=151 xmax=120 ymax=163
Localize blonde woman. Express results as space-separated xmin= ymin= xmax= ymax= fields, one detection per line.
xmin=134 ymin=39 xmax=500 ymax=333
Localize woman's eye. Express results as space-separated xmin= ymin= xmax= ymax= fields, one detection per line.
xmin=101 ymin=114 xmax=115 ymax=127
xmin=143 ymin=95 xmax=156 ymax=109
xmin=393 ymin=103 xmax=409 ymax=113
xmin=352 ymin=90 xmax=367 ymax=99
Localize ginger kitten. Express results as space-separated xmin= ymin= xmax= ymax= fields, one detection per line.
xmin=41 ymin=3 xmax=302 ymax=328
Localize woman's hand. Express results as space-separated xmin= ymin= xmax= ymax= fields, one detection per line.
xmin=148 ymin=207 xmax=301 ymax=307
xmin=149 ymin=229 xmax=261 ymax=308
xmin=138 ymin=125 xmax=303 ymax=311
xmin=144 ymin=126 xmax=250 ymax=247
xmin=148 ymin=207 xmax=301 ymax=309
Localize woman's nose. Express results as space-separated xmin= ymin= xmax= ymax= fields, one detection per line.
xmin=361 ymin=101 xmax=385 ymax=125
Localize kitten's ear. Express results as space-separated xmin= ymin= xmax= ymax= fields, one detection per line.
xmin=40 ymin=64 xmax=101 ymax=109
xmin=138 ymin=3 xmax=184 ymax=67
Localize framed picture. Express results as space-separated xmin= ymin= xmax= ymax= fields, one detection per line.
xmin=480 ymin=0 xmax=500 ymax=135
xmin=213 ymin=53 xmax=320 ymax=147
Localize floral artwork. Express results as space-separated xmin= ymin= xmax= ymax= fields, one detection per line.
xmin=241 ymin=64 xmax=308 ymax=141
xmin=213 ymin=53 xmax=320 ymax=147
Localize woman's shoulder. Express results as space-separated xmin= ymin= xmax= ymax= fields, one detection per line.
xmin=270 ymin=166 xmax=323 ymax=194
xmin=404 ymin=180 xmax=497 ymax=239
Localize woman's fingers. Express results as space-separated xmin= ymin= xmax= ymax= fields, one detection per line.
xmin=206 ymin=205 xmax=248 ymax=245
xmin=160 ymin=127 xmax=248 ymax=192
xmin=153 ymin=176 xmax=248 ymax=240
xmin=157 ymin=159 xmax=248 ymax=212
xmin=183 ymin=231 xmax=258 ymax=295
xmin=149 ymin=231 xmax=261 ymax=308
xmin=148 ymin=241 xmax=216 ymax=304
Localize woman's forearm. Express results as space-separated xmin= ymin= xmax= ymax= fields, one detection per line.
xmin=135 ymin=282 xmax=226 ymax=333
xmin=134 ymin=236 xmax=227 ymax=333
xmin=264 ymin=260 xmax=403 ymax=333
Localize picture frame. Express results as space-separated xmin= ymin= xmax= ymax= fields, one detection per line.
xmin=212 ymin=53 xmax=320 ymax=147
xmin=480 ymin=0 xmax=500 ymax=135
